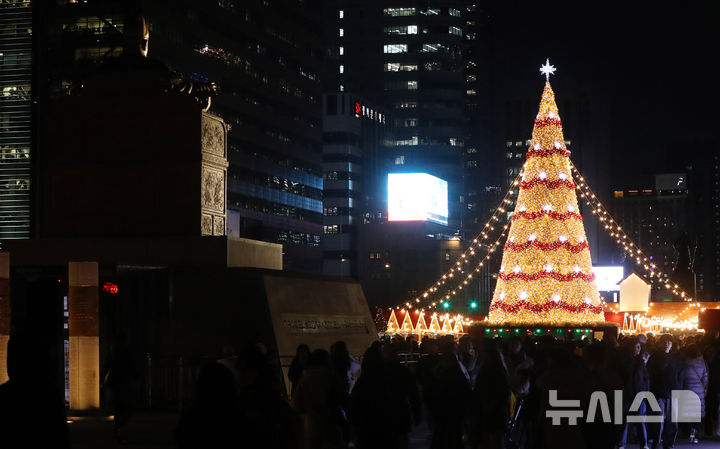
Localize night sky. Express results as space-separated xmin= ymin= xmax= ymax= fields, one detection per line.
xmin=484 ymin=1 xmax=720 ymax=188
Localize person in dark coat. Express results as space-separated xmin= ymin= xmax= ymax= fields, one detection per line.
xmin=236 ymin=348 xmax=296 ymax=449
xmin=350 ymin=343 xmax=411 ymax=449
xmin=292 ymin=349 xmax=342 ymax=449
xmin=648 ymin=334 xmax=682 ymax=449
xmin=680 ymin=344 xmax=708 ymax=444
xmin=382 ymin=341 xmax=421 ymax=448
xmin=0 ymin=328 xmax=70 ymax=449
xmin=581 ymin=342 xmax=624 ymax=449
xmin=175 ymin=362 xmax=243 ymax=449
xmin=468 ymin=338 xmax=510 ymax=449
xmin=288 ymin=344 xmax=310 ymax=396
xmin=429 ymin=338 xmax=472 ymax=449
xmin=618 ymin=350 xmax=651 ymax=449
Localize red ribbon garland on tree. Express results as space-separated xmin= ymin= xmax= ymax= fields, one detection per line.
xmin=498 ymin=271 xmax=596 ymax=282
xmin=533 ymin=117 xmax=562 ymax=127
xmin=511 ymin=210 xmax=583 ymax=221
xmin=526 ymin=148 xmax=570 ymax=159
xmin=489 ymin=299 xmax=603 ymax=315
xmin=519 ymin=178 xmax=576 ymax=190
xmin=504 ymin=240 xmax=589 ymax=253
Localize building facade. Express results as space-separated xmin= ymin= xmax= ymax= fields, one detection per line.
xmin=610 ymin=178 xmax=689 ymax=300
xmin=322 ymin=93 xmax=391 ymax=278
xmin=328 ymin=1 xmax=468 ymax=231
xmin=0 ymin=0 xmax=32 ymax=239
xmin=35 ymin=0 xmax=327 ymax=271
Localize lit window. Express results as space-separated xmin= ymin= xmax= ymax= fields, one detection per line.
xmin=449 ymin=26 xmax=462 ymax=36
xmin=422 ymin=43 xmax=439 ymax=52
xmin=339 ymin=65 xmax=344 ymax=73
xmin=423 ymin=8 xmax=440 ymax=15
xmin=383 ymin=8 xmax=416 ymax=16
xmin=339 ymin=28 xmax=344 ymax=37
xmin=449 ymin=8 xmax=461 ymax=17
xmin=339 ymin=10 xmax=344 ymax=18
xmin=384 ymin=25 xmax=419 ymax=35
xmin=407 ymin=80 xmax=418 ymax=90
xmin=466 ymin=89 xmax=476 ymax=96
xmin=339 ymin=84 xmax=344 ymax=91
xmin=466 ymin=147 xmax=477 ymax=154
xmin=395 ymin=155 xmax=405 ymax=165
xmin=383 ymin=44 xmax=408 ymax=54
xmin=339 ymin=46 xmax=344 ymax=55
xmin=505 ymin=141 xmax=513 ymax=147
xmin=394 ymin=137 xmax=418 ymax=146
xmin=384 ymin=62 xmax=417 ymax=72
xmin=403 ymin=118 xmax=418 ymax=127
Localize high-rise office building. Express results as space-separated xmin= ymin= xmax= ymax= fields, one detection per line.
xmin=327 ymin=1 xmax=468 ymax=230
xmin=35 ymin=0 xmax=327 ymax=271
xmin=0 ymin=0 xmax=32 ymax=239
xmin=610 ymin=182 xmax=689 ymax=284
xmin=322 ymin=93 xmax=391 ymax=277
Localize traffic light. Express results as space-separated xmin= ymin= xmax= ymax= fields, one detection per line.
xmin=442 ymin=301 xmax=450 ymax=309
xmin=470 ymin=301 xmax=477 ymax=309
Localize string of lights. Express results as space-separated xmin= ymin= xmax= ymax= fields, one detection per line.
xmin=569 ymin=162 xmax=695 ymax=302
xmin=397 ymin=172 xmax=523 ymax=311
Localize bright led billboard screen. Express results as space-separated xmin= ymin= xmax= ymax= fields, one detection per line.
xmin=388 ymin=173 xmax=448 ymax=226
xmin=592 ymin=266 xmax=624 ymax=292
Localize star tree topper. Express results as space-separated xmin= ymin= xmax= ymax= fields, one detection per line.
xmin=540 ymin=58 xmax=556 ymax=81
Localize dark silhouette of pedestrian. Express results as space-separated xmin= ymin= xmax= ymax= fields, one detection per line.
xmin=469 ymin=338 xmax=510 ymax=449
xmin=680 ymin=344 xmax=708 ymax=444
xmin=618 ymin=350 xmax=651 ymax=448
xmin=351 ymin=342 xmax=410 ymax=449
xmin=236 ymin=347 xmax=296 ymax=449
xmin=0 ymin=328 xmax=70 ymax=448
xmin=648 ymin=335 xmax=682 ymax=449
xmin=175 ymin=362 xmax=242 ymax=449
xmin=292 ymin=349 xmax=342 ymax=449
xmin=429 ymin=338 xmax=471 ymax=449
xmin=288 ymin=343 xmax=310 ymax=397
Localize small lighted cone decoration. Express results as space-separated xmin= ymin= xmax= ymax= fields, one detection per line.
xmin=487 ymin=61 xmax=605 ymax=325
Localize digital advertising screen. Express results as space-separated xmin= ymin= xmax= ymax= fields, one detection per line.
xmin=592 ymin=266 xmax=624 ymax=292
xmin=388 ymin=173 xmax=448 ymax=226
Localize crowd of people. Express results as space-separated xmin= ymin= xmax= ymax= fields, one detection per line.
xmin=175 ymin=331 xmax=720 ymax=449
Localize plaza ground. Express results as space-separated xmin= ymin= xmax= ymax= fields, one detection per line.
xmin=68 ymin=411 xmax=720 ymax=449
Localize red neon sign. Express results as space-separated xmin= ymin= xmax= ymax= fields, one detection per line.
xmin=355 ymin=102 xmax=361 ymax=118
xmin=103 ymin=282 xmax=119 ymax=294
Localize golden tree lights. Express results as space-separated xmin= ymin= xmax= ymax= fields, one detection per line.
xmin=394 ymin=62 xmax=694 ymax=321
xmin=487 ymin=80 xmax=605 ymax=325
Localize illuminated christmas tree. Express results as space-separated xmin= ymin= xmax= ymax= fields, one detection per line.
xmin=487 ymin=60 xmax=605 ymax=325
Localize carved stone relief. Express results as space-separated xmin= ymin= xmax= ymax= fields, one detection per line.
xmin=201 ymin=214 xmax=213 ymax=236
xmin=201 ymin=166 xmax=225 ymax=214
xmin=201 ymin=115 xmax=225 ymax=157
xmin=213 ymin=216 xmax=225 ymax=236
